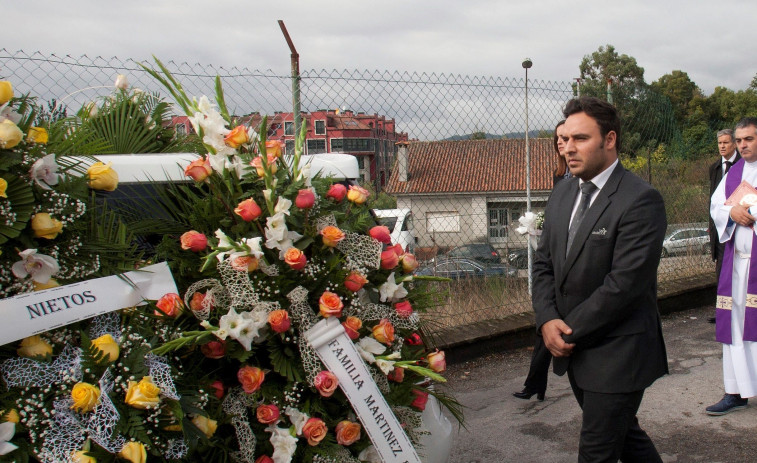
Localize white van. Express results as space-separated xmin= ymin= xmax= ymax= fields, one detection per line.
xmin=372 ymin=208 xmax=417 ymax=253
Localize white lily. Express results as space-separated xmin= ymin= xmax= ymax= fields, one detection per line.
xmin=378 ymin=272 xmax=408 ymax=302
xmin=266 ymin=425 xmax=298 ymax=463
xmin=284 ymin=407 xmax=309 ymax=436
xmin=356 ymin=336 xmax=386 ymax=364
xmin=0 ymin=422 xmax=17 ymax=455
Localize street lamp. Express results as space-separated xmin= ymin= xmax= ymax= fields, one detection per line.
xmin=522 ymin=58 xmax=533 ymax=295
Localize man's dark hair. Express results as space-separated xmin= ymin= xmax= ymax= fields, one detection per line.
xmin=735 ymin=117 xmax=757 ymax=131
xmin=563 ymin=97 xmax=622 ymax=152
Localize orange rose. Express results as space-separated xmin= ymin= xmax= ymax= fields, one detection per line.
xmin=189 ymin=291 xmax=212 ymax=312
xmin=344 ymin=271 xmax=368 ymax=292
xmin=238 ymin=365 xmax=265 ymax=394
xmin=224 ymin=125 xmax=249 ymax=148
xmin=342 ymin=316 xmax=362 ymax=340
xmin=184 ymin=157 xmax=212 ymax=181
xmin=265 ymin=140 xmax=284 ymax=158
xmin=302 ymin=417 xmax=328 ymax=446
xmin=314 ymin=371 xmax=339 ymax=397
xmin=180 ymin=230 xmax=208 ymax=252
xmin=267 ymin=309 xmax=291 ymax=333
xmin=155 ymin=293 xmax=184 ymax=318
xmin=284 ymin=247 xmax=307 ymax=270
xmin=335 ymin=420 xmax=361 ymax=446
xmin=321 ymin=225 xmax=345 ymax=247
xmin=346 ymin=185 xmax=369 ymax=204
xmin=234 ymin=198 xmax=262 ymax=221
xmin=387 ymin=366 xmax=405 ymax=382
xmin=319 ymin=291 xmax=344 ymax=318
xmin=372 ymin=318 xmax=395 ymax=345
xmin=251 ymin=154 xmax=278 ymax=177
xmin=230 ymin=255 xmax=259 ymax=272
xmin=256 ymin=404 xmax=280 ymax=424
xmin=427 ymin=349 xmax=446 ymax=373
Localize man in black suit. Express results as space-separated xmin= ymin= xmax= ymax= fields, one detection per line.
xmin=533 ymin=97 xmax=667 ymax=462
xmin=709 ymin=129 xmax=740 ymax=280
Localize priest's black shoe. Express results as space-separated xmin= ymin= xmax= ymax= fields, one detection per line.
xmin=512 ymin=388 xmax=545 ymax=401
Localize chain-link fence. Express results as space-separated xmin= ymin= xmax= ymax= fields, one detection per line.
xmin=0 ymin=49 xmax=715 ymax=336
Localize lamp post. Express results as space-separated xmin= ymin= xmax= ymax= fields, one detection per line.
xmin=522 ymin=58 xmax=533 ymax=295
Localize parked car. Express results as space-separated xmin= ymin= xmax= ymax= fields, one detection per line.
xmin=444 ymin=243 xmax=502 ymax=264
xmin=661 ymin=227 xmax=710 ymax=257
xmin=373 ymin=208 xmax=417 ymax=253
xmin=507 ymin=247 xmax=529 ymax=269
xmin=415 ymin=257 xmax=517 ymax=279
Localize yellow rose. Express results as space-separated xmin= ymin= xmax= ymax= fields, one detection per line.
xmin=91 ymin=334 xmax=120 ymax=362
xmin=70 ymin=382 xmax=101 ymax=413
xmin=125 ymin=376 xmax=161 ymax=409
xmin=118 ymin=441 xmax=147 ymax=463
xmin=31 ymin=213 xmax=64 ymax=239
xmin=0 ymin=178 xmax=7 ymax=198
xmin=0 ymin=119 xmax=23 ymax=149
xmin=87 ymin=162 xmax=119 ymax=191
xmin=0 ymin=81 xmax=12 ymax=105
xmin=27 ymin=127 xmax=49 ymax=144
xmin=17 ymin=335 xmax=52 ymax=358
xmin=191 ymin=415 xmax=218 ymax=438
xmin=71 ymin=450 xmax=96 ymax=463
xmin=1 ymin=409 xmax=19 ymax=424
xmin=34 ymin=278 xmax=60 ymax=291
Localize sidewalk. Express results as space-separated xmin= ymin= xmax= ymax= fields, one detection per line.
xmin=444 ymin=304 xmax=757 ymax=463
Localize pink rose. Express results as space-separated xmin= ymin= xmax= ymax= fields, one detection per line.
xmin=180 ymin=230 xmax=208 ymax=252
xmin=369 ymin=226 xmax=392 ymax=244
xmin=255 ymin=456 xmax=274 ymax=463
xmin=210 ymin=380 xmax=225 ymax=399
xmin=326 ymin=183 xmax=347 ymax=202
xmin=295 ymin=189 xmax=315 ymax=209
xmin=400 ymin=253 xmax=419 ymax=273
xmin=314 ymin=371 xmax=339 ymax=397
xmin=302 ymin=417 xmax=328 ymax=446
xmin=201 ymin=340 xmax=226 ymax=359
xmin=380 ymin=250 xmax=399 ymax=269
xmin=394 ymin=301 xmax=413 ymax=318
xmin=319 ymin=291 xmax=344 ymax=318
xmin=411 ymin=389 xmax=429 ymax=411
xmin=189 ymin=291 xmax=212 ymax=312
xmin=284 ymin=248 xmax=307 ymax=270
xmin=427 ymin=350 xmax=446 ymax=373
xmin=388 ymin=243 xmax=404 ymax=256
xmin=405 ymin=333 xmax=423 ymax=346
xmin=256 ymin=404 xmax=280 ymax=424
xmin=388 ymin=366 xmax=405 ymax=383
xmin=344 ymin=271 xmax=368 ymax=292
xmin=234 ymin=198 xmax=262 ymax=221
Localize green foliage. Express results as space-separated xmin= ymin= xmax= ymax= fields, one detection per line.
xmin=650 ymin=70 xmax=702 ymax=127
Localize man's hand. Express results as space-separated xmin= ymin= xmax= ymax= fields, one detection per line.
xmin=541 ymin=319 xmax=575 ymax=357
xmin=730 ymin=204 xmax=755 ymax=228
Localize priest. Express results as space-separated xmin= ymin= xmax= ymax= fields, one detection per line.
xmin=708 ymin=116 xmax=757 ymax=415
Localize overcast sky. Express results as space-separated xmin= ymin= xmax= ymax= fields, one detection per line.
xmin=3 ymin=0 xmax=754 ymax=95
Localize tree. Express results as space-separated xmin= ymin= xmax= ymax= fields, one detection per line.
xmin=651 ymin=70 xmax=702 ymax=128
xmin=578 ymin=44 xmax=645 ymax=103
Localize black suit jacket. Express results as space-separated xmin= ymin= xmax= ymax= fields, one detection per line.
xmin=709 ymin=152 xmax=741 ymax=259
xmin=532 ymin=163 xmax=668 ymax=393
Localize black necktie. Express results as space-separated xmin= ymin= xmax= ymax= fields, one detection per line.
xmin=566 ymin=181 xmax=597 ymax=256
xmin=725 ymin=161 xmax=733 ymax=173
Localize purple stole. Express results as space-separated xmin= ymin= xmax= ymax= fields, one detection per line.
xmin=716 ymin=158 xmax=757 ymax=344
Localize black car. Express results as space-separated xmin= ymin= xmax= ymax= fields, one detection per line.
xmin=415 ymin=258 xmax=517 ymax=279
xmin=445 ymin=243 xmax=502 ymax=264
xmin=507 ymin=248 xmax=529 ymax=269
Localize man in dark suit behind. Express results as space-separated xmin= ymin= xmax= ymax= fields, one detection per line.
xmin=533 ymin=97 xmax=667 ymax=462
xmin=709 ymin=129 xmax=740 ymax=280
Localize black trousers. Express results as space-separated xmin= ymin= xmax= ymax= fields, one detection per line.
xmin=568 ymin=370 xmax=662 ymax=463
xmin=523 ymin=336 xmax=552 ymax=392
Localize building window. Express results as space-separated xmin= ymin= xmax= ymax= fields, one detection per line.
xmin=307 ymin=139 xmax=326 ymax=154
xmin=285 ymin=140 xmax=295 ymax=156
xmin=314 ymin=119 xmax=326 ymax=135
xmin=285 ymin=121 xmax=294 ymax=136
xmin=426 ymin=211 xmax=460 ymax=233
xmin=488 ymin=206 xmax=509 ymax=241
xmin=329 ymin=138 xmax=375 ymax=152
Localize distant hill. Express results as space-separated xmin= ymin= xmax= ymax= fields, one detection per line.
xmin=443 ymin=130 xmax=544 ymax=141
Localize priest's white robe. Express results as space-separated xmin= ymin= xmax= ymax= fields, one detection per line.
xmin=711 ymin=160 xmax=757 ymax=398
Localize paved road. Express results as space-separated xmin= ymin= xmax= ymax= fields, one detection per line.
xmin=444 ymin=304 xmax=757 ymax=463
